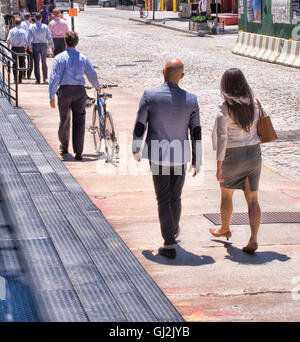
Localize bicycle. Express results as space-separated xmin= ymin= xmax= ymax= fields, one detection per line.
xmin=86 ymin=84 xmax=119 ymax=163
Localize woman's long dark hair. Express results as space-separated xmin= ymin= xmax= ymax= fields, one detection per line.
xmin=220 ymin=68 xmax=255 ymax=132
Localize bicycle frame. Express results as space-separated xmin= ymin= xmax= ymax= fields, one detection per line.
xmin=96 ymin=93 xmax=107 ymax=139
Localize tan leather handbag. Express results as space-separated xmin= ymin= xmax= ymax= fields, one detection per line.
xmin=256 ymin=98 xmax=278 ymax=144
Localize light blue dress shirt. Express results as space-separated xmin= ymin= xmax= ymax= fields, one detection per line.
xmin=6 ymin=26 xmax=27 ymax=47
xmin=27 ymin=22 xmax=54 ymax=48
xmin=21 ymin=20 xmax=33 ymax=39
xmin=49 ymin=48 xmax=100 ymax=100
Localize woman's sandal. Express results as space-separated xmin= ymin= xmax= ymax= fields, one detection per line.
xmin=209 ymin=227 xmax=232 ymax=241
xmin=242 ymin=243 xmax=258 ymax=254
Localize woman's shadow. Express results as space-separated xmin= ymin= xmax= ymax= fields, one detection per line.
xmin=212 ymin=239 xmax=291 ymax=265
xmin=142 ymin=245 xmax=215 ymax=266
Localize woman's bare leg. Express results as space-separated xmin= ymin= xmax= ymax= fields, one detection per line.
xmin=243 ymin=178 xmax=261 ymax=250
xmin=219 ymin=186 xmax=234 ymax=232
xmin=212 ymin=186 xmax=234 ymax=234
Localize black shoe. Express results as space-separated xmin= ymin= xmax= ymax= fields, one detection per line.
xmin=75 ymin=154 xmax=82 ymax=161
xmin=35 ymin=80 xmax=40 ymax=84
xmin=18 ymin=79 xmax=22 ymax=84
xmin=59 ymin=144 xmax=68 ymax=155
xmin=158 ymin=247 xmax=176 ymax=259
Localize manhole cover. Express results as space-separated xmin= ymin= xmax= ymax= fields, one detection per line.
xmin=203 ymin=212 xmax=300 ymax=225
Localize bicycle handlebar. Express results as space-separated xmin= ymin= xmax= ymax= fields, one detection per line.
xmin=101 ymin=84 xmax=118 ymax=89
xmin=85 ymin=84 xmax=118 ymax=91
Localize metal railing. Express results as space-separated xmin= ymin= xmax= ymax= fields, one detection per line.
xmin=0 ymin=42 xmax=30 ymax=107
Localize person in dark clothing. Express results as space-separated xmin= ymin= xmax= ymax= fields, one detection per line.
xmin=39 ymin=5 xmax=51 ymax=24
xmin=132 ymin=59 xmax=202 ymax=259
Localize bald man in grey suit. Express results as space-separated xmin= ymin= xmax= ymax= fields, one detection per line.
xmin=132 ymin=59 xmax=202 ymax=259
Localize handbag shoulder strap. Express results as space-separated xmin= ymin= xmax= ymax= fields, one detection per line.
xmin=255 ymin=97 xmax=265 ymax=118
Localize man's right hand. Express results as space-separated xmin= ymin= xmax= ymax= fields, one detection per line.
xmin=50 ymin=99 xmax=55 ymax=108
xmin=189 ymin=164 xmax=201 ymax=177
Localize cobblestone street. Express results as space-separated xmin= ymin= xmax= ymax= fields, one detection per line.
xmin=75 ymin=7 xmax=300 ymax=183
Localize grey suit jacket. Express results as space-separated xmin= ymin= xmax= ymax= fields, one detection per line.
xmin=132 ymin=82 xmax=202 ymax=166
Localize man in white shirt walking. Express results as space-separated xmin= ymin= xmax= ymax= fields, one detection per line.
xmin=198 ymin=0 xmax=208 ymax=16
xmin=7 ymin=19 xmax=27 ymax=83
xmin=21 ymin=13 xmax=33 ymax=79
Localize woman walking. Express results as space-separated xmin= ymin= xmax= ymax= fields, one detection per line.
xmin=211 ymin=68 xmax=262 ymax=254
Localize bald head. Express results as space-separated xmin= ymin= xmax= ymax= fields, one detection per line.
xmin=163 ymin=59 xmax=184 ymax=83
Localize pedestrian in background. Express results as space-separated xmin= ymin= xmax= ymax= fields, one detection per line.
xmin=39 ymin=5 xmax=51 ymax=25
xmin=7 ymin=19 xmax=27 ymax=84
xmin=211 ymin=68 xmax=262 ymax=254
xmin=132 ymin=59 xmax=202 ymax=259
xmin=21 ymin=13 xmax=33 ymax=79
xmin=198 ymin=0 xmax=208 ymax=16
xmin=19 ymin=6 xmax=26 ymax=21
xmin=49 ymin=8 xmax=69 ymax=57
xmin=49 ymin=31 xmax=100 ymax=160
xmin=28 ymin=13 xmax=54 ymax=84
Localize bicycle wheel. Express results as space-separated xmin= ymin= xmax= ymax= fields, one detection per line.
xmin=92 ymin=104 xmax=104 ymax=154
xmin=104 ymin=111 xmax=117 ymax=162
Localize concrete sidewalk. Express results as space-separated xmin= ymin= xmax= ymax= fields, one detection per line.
xmin=90 ymin=7 xmax=238 ymax=36
xmin=126 ymin=9 xmax=238 ymax=35
xmin=17 ymin=59 xmax=300 ymax=321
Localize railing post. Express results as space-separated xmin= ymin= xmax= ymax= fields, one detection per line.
xmin=1 ymin=64 xmax=4 ymax=93
xmin=15 ymin=56 xmax=18 ymax=107
xmin=8 ymin=61 xmax=11 ymax=103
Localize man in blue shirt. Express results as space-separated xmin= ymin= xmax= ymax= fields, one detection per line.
xmin=49 ymin=31 xmax=100 ymax=160
xmin=28 ymin=13 xmax=54 ymax=84
xmin=7 ymin=19 xmax=27 ymax=84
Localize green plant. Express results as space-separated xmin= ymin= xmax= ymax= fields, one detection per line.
xmin=191 ymin=15 xmax=207 ymax=23
xmin=207 ymin=16 xmax=217 ymax=22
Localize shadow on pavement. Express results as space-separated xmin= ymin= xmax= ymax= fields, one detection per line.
xmin=212 ymin=240 xmax=291 ymax=265
xmin=61 ymin=153 xmax=99 ymax=162
xmin=142 ymin=245 xmax=215 ymax=266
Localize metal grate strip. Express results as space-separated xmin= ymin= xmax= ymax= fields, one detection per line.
xmin=0 ymin=173 xmax=31 ymax=202
xmin=0 ymin=153 xmax=18 ymax=175
xmin=10 ymin=154 xmax=38 ymax=173
xmin=21 ymin=172 xmax=52 ymax=197
xmin=203 ymin=212 xmax=300 ymax=225
xmin=0 ymin=137 xmax=8 ymax=153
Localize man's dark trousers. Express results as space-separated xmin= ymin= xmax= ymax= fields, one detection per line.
xmin=11 ymin=46 xmax=25 ymax=83
xmin=27 ymin=49 xmax=33 ymax=79
xmin=53 ymin=38 xmax=66 ymax=57
xmin=57 ymin=85 xmax=87 ymax=155
xmin=151 ymin=164 xmax=186 ymax=246
xmin=32 ymin=43 xmax=48 ymax=82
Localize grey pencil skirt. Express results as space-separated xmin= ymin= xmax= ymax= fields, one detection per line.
xmin=221 ymin=144 xmax=262 ymax=192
